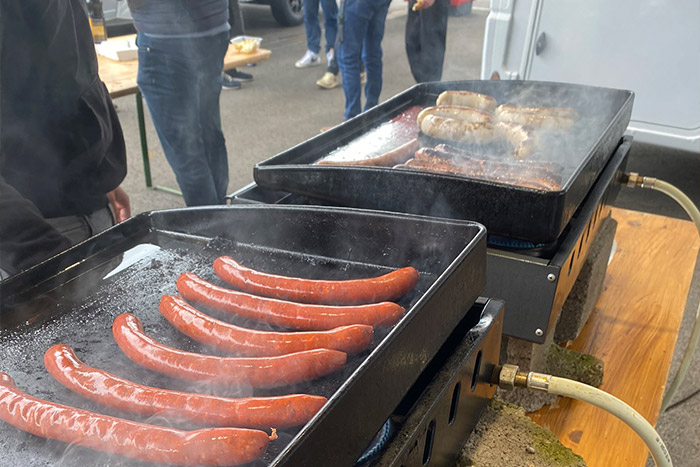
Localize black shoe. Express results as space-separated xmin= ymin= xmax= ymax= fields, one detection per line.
xmin=222 ymin=72 xmax=242 ymax=90
xmin=226 ymin=68 xmax=253 ymax=82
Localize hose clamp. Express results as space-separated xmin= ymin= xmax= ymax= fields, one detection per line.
xmin=527 ymin=372 xmax=551 ymax=391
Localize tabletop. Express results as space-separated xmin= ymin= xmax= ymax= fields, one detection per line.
xmin=529 ymin=207 xmax=699 ymax=466
xmin=96 ymin=34 xmax=272 ymax=98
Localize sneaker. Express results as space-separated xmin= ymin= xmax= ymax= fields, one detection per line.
xmin=221 ymin=72 xmax=242 ymax=90
xmin=295 ymin=50 xmax=321 ymax=68
xmin=316 ymin=72 xmax=340 ymax=89
xmin=226 ymin=68 xmax=253 ymax=82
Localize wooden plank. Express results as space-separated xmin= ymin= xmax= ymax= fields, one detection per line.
xmin=528 ymin=207 xmax=699 ymax=466
xmin=97 ymin=34 xmax=271 ymax=98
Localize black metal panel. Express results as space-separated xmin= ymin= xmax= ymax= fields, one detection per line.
xmin=254 ymin=80 xmax=634 ymax=243
xmin=484 ymin=136 xmax=631 ymax=342
xmin=0 ymin=205 xmax=486 ymax=466
xmin=371 ymin=298 xmax=504 ymax=467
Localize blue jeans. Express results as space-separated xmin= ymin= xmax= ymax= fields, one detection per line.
xmin=303 ymin=0 xmax=338 ymax=54
xmin=338 ymin=0 xmax=392 ymax=120
xmin=136 ymin=31 xmax=229 ymax=206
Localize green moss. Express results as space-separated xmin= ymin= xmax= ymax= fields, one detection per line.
xmin=459 ymin=398 xmax=587 ymax=466
xmin=531 ymin=427 xmax=586 ymax=466
xmin=547 ymin=344 xmax=604 ymax=388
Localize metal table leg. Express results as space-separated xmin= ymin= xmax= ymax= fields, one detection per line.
xmin=136 ymin=92 xmax=182 ymax=196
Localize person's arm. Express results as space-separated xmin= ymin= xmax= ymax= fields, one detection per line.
xmin=0 ymin=176 xmax=72 ymax=277
xmin=107 ymin=186 xmax=131 ymax=223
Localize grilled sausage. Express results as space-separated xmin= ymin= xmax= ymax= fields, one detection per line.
xmin=435 ymin=90 xmax=498 ymax=112
xmin=214 ymin=256 xmax=420 ymax=305
xmin=160 ymin=295 xmax=373 ymax=355
xmin=44 ymin=344 xmax=327 ymax=429
xmin=0 ymin=372 xmax=273 ymax=466
xmin=420 ymin=115 xmax=496 ymax=145
xmin=403 ymin=147 xmax=562 ymax=191
xmin=495 ymin=121 xmax=539 ymax=160
xmin=112 ymin=313 xmax=347 ymax=388
xmin=416 ymin=106 xmax=493 ymax=126
xmin=316 ymin=138 xmax=420 ymax=167
xmin=495 ymin=104 xmax=578 ymax=131
xmin=177 ymin=273 xmax=406 ymax=330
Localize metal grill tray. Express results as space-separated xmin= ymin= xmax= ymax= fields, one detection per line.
xmin=0 ymin=205 xmax=486 ymax=466
xmin=254 ymin=80 xmax=634 ymax=243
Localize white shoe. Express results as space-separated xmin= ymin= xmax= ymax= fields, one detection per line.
xmin=316 ymin=72 xmax=340 ymax=89
xmin=295 ymin=50 xmax=321 ymax=68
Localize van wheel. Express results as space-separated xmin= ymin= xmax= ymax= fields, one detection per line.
xmin=270 ymin=0 xmax=303 ymax=26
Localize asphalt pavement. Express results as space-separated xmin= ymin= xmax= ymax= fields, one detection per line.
xmin=108 ymin=2 xmax=700 ymax=465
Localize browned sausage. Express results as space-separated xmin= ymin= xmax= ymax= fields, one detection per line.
xmin=44 ymin=344 xmax=327 ymax=429
xmin=435 ymin=90 xmax=498 ymax=112
xmin=316 ymin=138 xmax=420 ymax=167
xmin=160 ymin=295 xmax=373 ymax=355
xmin=177 ymin=273 xmax=406 ymax=330
xmin=0 ymin=372 xmax=273 ymax=466
xmin=495 ymin=105 xmax=578 ymax=131
xmin=417 ymin=106 xmax=493 ymax=126
xmin=112 ymin=313 xmax=347 ymax=388
xmin=495 ymin=121 xmax=539 ymax=160
xmin=214 ymin=256 xmax=420 ymax=305
xmin=420 ymin=114 xmax=496 ymax=145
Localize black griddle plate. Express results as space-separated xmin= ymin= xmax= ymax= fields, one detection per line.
xmin=254 ymin=80 xmax=634 ymax=243
xmin=0 ymin=205 xmax=486 ymax=466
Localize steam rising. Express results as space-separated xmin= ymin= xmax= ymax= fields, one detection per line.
xmin=0 ymin=207 xmax=457 ymax=465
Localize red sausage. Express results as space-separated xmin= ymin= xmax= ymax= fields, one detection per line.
xmin=177 ymin=273 xmax=406 ymax=330
xmin=44 ymin=344 xmax=327 ymax=429
xmin=160 ymin=295 xmax=373 ymax=356
xmin=112 ymin=313 xmax=347 ymax=388
xmin=214 ymin=256 xmax=420 ymax=305
xmin=0 ymin=372 xmax=273 ymax=466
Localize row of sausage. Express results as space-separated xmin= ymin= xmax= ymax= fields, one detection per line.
xmin=0 ymin=256 xmax=419 ymax=465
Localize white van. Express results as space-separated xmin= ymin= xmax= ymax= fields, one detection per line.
xmin=481 ymin=0 xmax=700 ymax=152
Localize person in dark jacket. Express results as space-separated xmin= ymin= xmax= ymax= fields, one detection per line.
xmin=127 ymin=0 xmax=231 ymax=206
xmin=405 ymin=0 xmax=449 ymax=83
xmin=0 ymin=0 xmax=129 ymax=279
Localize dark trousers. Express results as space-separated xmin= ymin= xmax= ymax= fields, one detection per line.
xmin=338 ymin=0 xmax=392 ymax=120
xmin=405 ymin=0 xmax=449 ymax=83
xmin=228 ymin=0 xmax=245 ymax=37
xmin=137 ymin=31 xmax=230 ymax=206
xmin=303 ymin=0 xmax=338 ymax=54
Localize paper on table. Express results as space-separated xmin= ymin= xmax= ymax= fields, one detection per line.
xmin=95 ymin=38 xmax=138 ymax=61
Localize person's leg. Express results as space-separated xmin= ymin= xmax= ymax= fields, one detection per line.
xmin=405 ymin=0 xmax=448 ymax=83
xmin=136 ymin=33 xmax=221 ymax=206
xmin=338 ymin=0 xmax=370 ymax=119
xmin=303 ymin=0 xmax=322 ymax=54
xmin=361 ymin=0 xmax=391 ymax=111
xmin=321 ymin=0 xmax=338 ymax=55
xmin=197 ymin=32 xmax=230 ymax=203
xmin=228 ymin=0 xmax=245 ymax=37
